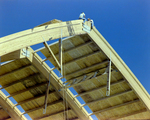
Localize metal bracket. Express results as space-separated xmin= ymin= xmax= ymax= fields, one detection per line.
xmin=22 ymin=48 xmax=30 ymax=57
xmin=83 ymin=24 xmax=91 ymax=33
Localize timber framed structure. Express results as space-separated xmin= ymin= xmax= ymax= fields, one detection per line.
xmin=0 ymin=19 xmax=150 ymax=120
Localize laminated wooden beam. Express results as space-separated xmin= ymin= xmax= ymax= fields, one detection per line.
xmin=89 ymin=99 xmax=140 ymax=116
xmin=75 ymin=79 xmax=125 ymax=97
xmin=0 ymin=91 xmax=27 ymax=120
xmin=7 ymin=82 xmax=47 ymax=98
xmin=0 ymin=20 xmax=85 ymax=57
xmin=82 ymin=89 xmax=133 ymax=107
xmin=0 ymin=64 xmax=32 ymax=79
xmin=88 ymin=27 xmax=150 ymax=110
xmin=0 ymin=73 xmax=39 ymax=90
xmin=22 ymin=99 xmax=63 ymax=115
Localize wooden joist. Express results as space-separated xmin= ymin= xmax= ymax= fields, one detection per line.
xmin=7 ymin=82 xmax=47 ymax=98
xmin=0 ymin=73 xmax=39 ymax=90
xmin=34 ymin=108 xmax=71 ymax=120
xmin=15 ymin=91 xmax=56 ymax=106
xmin=0 ymin=64 xmax=32 ymax=79
xmin=65 ymin=60 xmax=109 ymax=78
xmin=42 ymin=40 xmax=93 ymax=63
xmin=115 ymin=108 xmax=147 ymax=119
xmin=74 ymin=79 xmax=125 ymax=98
xmin=89 ymin=99 xmax=140 ymax=116
xmin=63 ymin=50 xmax=100 ymax=66
xmin=82 ymin=89 xmax=133 ymax=107
xmin=22 ymin=99 xmax=63 ymax=115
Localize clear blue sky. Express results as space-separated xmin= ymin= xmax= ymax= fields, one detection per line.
xmin=0 ymin=0 xmax=150 ymax=119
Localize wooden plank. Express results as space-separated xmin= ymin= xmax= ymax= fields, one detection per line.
xmin=35 ymin=108 xmax=71 ymax=119
xmin=75 ymin=79 xmax=125 ymax=97
xmin=65 ymin=60 xmax=108 ymax=78
xmin=22 ymin=99 xmax=63 ymax=115
xmin=27 ymin=47 xmax=92 ymax=120
xmin=82 ymin=89 xmax=133 ymax=107
xmin=115 ymin=108 xmax=147 ymax=119
xmin=0 ymin=20 xmax=86 ymax=56
xmin=0 ymin=64 xmax=32 ymax=79
xmin=64 ymin=50 xmax=100 ymax=66
xmin=89 ymin=99 xmax=140 ymax=115
xmin=7 ymin=82 xmax=47 ymax=98
xmin=88 ymin=27 xmax=150 ymax=110
xmin=0 ymin=73 xmax=39 ymax=90
xmin=42 ymin=40 xmax=93 ymax=62
xmin=15 ymin=91 xmax=56 ymax=106
xmin=0 ymin=91 xmax=27 ymax=120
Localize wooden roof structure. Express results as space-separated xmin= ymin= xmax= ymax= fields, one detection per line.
xmin=0 ymin=19 xmax=150 ymax=120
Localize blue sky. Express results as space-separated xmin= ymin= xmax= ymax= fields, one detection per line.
xmin=0 ymin=0 xmax=150 ymax=119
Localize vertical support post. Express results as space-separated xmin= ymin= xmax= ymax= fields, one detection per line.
xmin=0 ymin=56 xmax=1 ymax=68
xmin=59 ymin=29 xmax=63 ymax=76
xmin=43 ymin=73 xmax=51 ymax=114
xmin=106 ymin=59 xmax=111 ymax=96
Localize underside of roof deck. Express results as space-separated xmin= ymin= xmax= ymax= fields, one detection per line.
xmin=0 ymin=19 xmax=150 ymax=120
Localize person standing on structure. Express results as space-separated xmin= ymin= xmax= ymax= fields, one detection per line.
xmin=79 ymin=12 xmax=86 ymax=23
xmin=87 ymin=18 xmax=94 ymax=29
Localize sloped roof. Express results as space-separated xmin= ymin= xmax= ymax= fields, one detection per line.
xmin=0 ymin=19 xmax=150 ymax=120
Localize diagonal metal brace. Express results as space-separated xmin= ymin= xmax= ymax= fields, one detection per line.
xmin=43 ymin=73 xmax=51 ymax=114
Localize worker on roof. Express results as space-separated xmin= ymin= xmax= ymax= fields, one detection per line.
xmin=79 ymin=12 xmax=86 ymax=23
xmin=87 ymin=18 xmax=94 ymax=29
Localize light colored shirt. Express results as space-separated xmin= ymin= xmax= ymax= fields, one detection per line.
xmin=90 ymin=19 xmax=94 ymax=27
xmin=79 ymin=13 xmax=85 ymax=19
